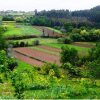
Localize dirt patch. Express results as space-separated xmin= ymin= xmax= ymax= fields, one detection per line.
xmin=13 ymin=47 xmax=61 ymax=65
xmin=72 ymin=42 xmax=95 ymax=48
xmin=33 ymin=26 xmax=64 ymax=38
xmin=13 ymin=51 xmax=44 ymax=66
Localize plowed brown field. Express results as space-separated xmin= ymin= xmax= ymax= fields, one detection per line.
xmin=13 ymin=51 xmax=44 ymax=66
xmin=33 ymin=26 xmax=64 ymax=38
xmin=13 ymin=47 xmax=61 ymax=65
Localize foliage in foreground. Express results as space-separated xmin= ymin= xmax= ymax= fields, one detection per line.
xmin=0 ymin=35 xmax=100 ymax=99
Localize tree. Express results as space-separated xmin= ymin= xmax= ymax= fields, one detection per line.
xmin=89 ymin=43 xmax=100 ymax=61
xmin=2 ymin=15 xmax=14 ymax=21
xmin=15 ymin=17 xmax=23 ymax=23
xmin=87 ymin=43 xmax=100 ymax=79
xmin=64 ymin=23 xmax=73 ymax=32
xmin=0 ymin=26 xmax=7 ymax=50
xmin=88 ymin=60 xmax=100 ymax=79
xmin=60 ymin=46 xmax=79 ymax=65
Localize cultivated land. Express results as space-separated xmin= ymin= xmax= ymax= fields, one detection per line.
xmin=44 ymin=43 xmax=90 ymax=56
xmin=13 ymin=51 xmax=44 ymax=66
xmin=3 ymin=22 xmax=42 ymax=38
xmin=13 ymin=47 xmax=60 ymax=65
xmin=33 ymin=26 xmax=64 ymax=37
xmin=12 ymin=42 xmax=92 ymax=66
xmin=7 ymin=23 xmax=94 ymax=66
xmin=3 ymin=21 xmax=64 ymax=38
xmin=1 ymin=6 xmax=100 ymax=99
xmin=1 ymin=20 xmax=100 ymax=99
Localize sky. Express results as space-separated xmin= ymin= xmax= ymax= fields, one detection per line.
xmin=0 ymin=0 xmax=100 ymax=11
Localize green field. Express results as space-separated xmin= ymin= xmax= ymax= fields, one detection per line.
xmin=3 ymin=22 xmax=42 ymax=37
xmin=44 ymin=43 xmax=90 ymax=56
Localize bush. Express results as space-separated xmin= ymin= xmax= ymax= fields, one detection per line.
xmin=0 ymin=74 xmax=4 ymax=83
xmin=33 ymin=40 xmax=40 ymax=46
xmin=63 ymin=37 xmax=73 ymax=44
xmin=10 ymin=41 xmax=30 ymax=47
xmin=2 ymin=15 xmax=14 ymax=21
xmin=62 ymin=63 xmax=80 ymax=77
xmin=57 ymin=38 xmax=64 ymax=43
xmin=88 ymin=43 xmax=100 ymax=61
xmin=11 ymin=67 xmax=49 ymax=99
xmin=58 ymin=37 xmax=73 ymax=44
xmin=60 ymin=46 xmax=79 ymax=65
xmin=0 ymin=50 xmax=17 ymax=72
xmin=20 ymin=42 xmax=25 ymax=47
xmin=88 ymin=60 xmax=100 ymax=79
xmin=40 ymin=63 xmax=61 ymax=78
xmin=87 ymin=43 xmax=100 ymax=79
xmin=15 ymin=42 xmax=19 ymax=47
xmin=0 ymin=26 xmax=6 ymax=50
xmin=70 ymin=34 xmax=85 ymax=42
xmin=8 ymin=58 xmax=18 ymax=71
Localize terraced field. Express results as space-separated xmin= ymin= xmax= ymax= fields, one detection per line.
xmin=72 ymin=42 xmax=95 ymax=48
xmin=13 ymin=46 xmax=61 ymax=66
xmin=13 ymin=41 xmax=94 ymax=66
xmin=44 ymin=43 xmax=90 ymax=56
xmin=3 ymin=22 xmax=42 ymax=38
xmin=13 ymin=51 xmax=44 ymax=66
xmin=33 ymin=26 xmax=64 ymax=37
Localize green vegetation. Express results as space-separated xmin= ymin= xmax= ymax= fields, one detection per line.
xmin=10 ymin=38 xmax=58 ymax=45
xmin=0 ymin=10 xmax=100 ymax=99
xmin=19 ymin=25 xmax=43 ymax=36
xmin=44 ymin=43 xmax=89 ymax=56
xmin=1 ymin=57 xmax=100 ymax=99
xmin=47 ymin=27 xmax=62 ymax=34
xmin=3 ymin=22 xmax=21 ymax=37
xmin=3 ymin=22 xmax=42 ymax=37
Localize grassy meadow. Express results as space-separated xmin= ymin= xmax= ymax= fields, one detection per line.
xmin=3 ymin=22 xmax=42 ymax=37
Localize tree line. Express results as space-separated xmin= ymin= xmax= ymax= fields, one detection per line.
xmin=27 ymin=6 xmax=100 ymax=28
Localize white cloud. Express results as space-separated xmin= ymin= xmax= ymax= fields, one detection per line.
xmin=0 ymin=0 xmax=100 ymax=11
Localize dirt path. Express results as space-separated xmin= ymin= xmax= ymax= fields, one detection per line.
xmin=13 ymin=47 xmax=61 ymax=65
xmin=13 ymin=51 xmax=44 ymax=66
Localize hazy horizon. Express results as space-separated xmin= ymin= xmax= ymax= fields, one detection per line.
xmin=0 ymin=0 xmax=100 ymax=11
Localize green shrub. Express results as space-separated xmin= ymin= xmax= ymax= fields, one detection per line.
xmin=8 ymin=58 xmax=18 ymax=71
xmin=88 ymin=60 xmax=100 ymax=79
xmin=20 ymin=42 xmax=25 ymax=47
xmin=62 ymin=63 xmax=80 ymax=77
xmin=60 ymin=46 xmax=79 ymax=65
xmin=40 ymin=63 xmax=61 ymax=78
xmin=89 ymin=43 xmax=100 ymax=61
xmin=0 ymin=73 xmax=4 ymax=83
xmin=58 ymin=37 xmax=73 ymax=44
xmin=70 ymin=34 xmax=85 ymax=42
xmin=33 ymin=40 xmax=40 ymax=46
xmin=11 ymin=67 xmax=49 ymax=99
xmin=63 ymin=37 xmax=73 ymax=44
xmin=15 ymin=42 xmax=19 ymax=47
